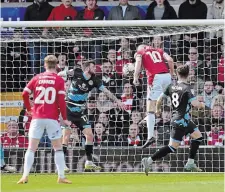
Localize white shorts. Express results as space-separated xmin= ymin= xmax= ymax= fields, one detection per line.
xmin=148 ymin=73 xmax=171 ymax=100
xmin=29 ymin=119 xmax=62 ymax=140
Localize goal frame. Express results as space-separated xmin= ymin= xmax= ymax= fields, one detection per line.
xmin=1 ymin=19 xmax=224 ymax=28
xmin=1 ymin=19 xmax=224 ymax=174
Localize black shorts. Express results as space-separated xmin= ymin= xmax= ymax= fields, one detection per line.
xmin=67 ymin=109 xmax=91 ymax=131
xmin=171 ymin=120 xmax=198 ymax=142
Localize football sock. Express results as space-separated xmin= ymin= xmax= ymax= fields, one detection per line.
xmin=22 ymin=149 xmax=35 ymax=178
xmin=151 ymin=145 xmax=176 ymax=161
xmin=85 ymin=145 xmax=93 ymax=161
xmin=55 ymin=150 xmax=65 ymax=179
xmin=147 ymin=112 xmax=155 ymax=139
xmin=188 ymin=138 xmax=202 ymax=162
xmin=62 ymin=144 xmax=68 ymax=157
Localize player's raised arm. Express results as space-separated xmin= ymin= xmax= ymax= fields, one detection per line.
xmin=101 ymin=87 xmax=126 ymax=110
xmin=163 ymin=52 xmax=174 ymax=76
xmin=133 ymin=47 xmax=143 ymax=86
xmin=22 ymin=77 xmax=35 ymax=114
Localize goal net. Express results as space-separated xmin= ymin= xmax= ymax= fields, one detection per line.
xmin=1 ymin=20 xmax=224 ymax=173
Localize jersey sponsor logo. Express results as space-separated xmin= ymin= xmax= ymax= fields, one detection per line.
xmin=88 ymin=80 xmax=93 ymax=86
xmin=38 ymin=80 xmax=55 ymax=84
xmin=78 ymin=83 xmax=88 ymax=91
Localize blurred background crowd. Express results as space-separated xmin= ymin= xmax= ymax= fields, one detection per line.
xmin=1 ymin=0 xmax=224 ymax=149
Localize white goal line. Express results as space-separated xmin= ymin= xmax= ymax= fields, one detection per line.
xmin=0 ymin=19 xmax=224 ymax=28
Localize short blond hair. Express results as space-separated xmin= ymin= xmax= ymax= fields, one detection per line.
xmin=44 ymin=55 xmax=58 ymax=69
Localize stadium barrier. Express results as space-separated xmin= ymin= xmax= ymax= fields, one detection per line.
xmin=4 ymin=147 xmax=224 ymax=173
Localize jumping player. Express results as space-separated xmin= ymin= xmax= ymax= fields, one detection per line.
xmin=63 ymin=61 xmax=125 ymax=171
xmin=133 ymin=44 xmax=174 ymax=148
xmin=17 ymin=55 xmax=72 ymax=184
xmin=142 ymin=65 xmax=205 ymax=175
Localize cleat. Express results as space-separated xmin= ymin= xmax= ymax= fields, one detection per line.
xmin=3 ymin=165 xmax=16 ymax=173
xmin=85 ymin=163 xmax=101 ymax=171
xmin=142 ymin=137 xmax=156 ymax=149
xmin=184 ymin=163 xmax=202 ymax=172
xmin=142 ymin=158 xmax=150 ymax=176
xmin=17 ymin=177 xmax=28 ymax=184
xmin=57 ymin=177 xmax=72 ymax=184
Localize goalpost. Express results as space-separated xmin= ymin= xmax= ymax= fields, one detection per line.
xmin=0 ymin=20 xmax=224 ymax=173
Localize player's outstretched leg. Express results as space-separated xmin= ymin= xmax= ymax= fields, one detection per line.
xmin=83 ymin=128 xmax=101 ymax=171
xmin=142 ymin=140 xmax=179 ymax=176
xmin=62 ymin=127 xmax=71 ymax=173
xmin=184 ymin=129 xmax=203 ymax=172
xmin=52 ymin=139 xmax=72 ymax=184
xmin=142 ymin=100 xmax=156 ymax=148
xmin=1 ymin=145 xmax=16 ymax=173
xmin=17 ymin=138 xmax=39 ymax=184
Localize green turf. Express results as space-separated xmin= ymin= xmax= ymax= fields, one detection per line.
xmin=1 ymin=173 xmax=224 ymax=192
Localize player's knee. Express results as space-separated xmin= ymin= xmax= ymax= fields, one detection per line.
xmin=191 ymin=137 xmax=203 ymax=144
xmin=147 ymin=100 xmax=156 ymax=113
xmin=84 ymin=129 xmax=94 ymax=142
xmin=168 ymin=145 xmax=177 ymax=153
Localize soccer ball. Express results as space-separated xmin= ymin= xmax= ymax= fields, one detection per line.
xmin=122 ymin=63 xmax=135 ymax=77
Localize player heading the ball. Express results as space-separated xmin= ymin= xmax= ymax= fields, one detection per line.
xmin=142 ymin=64 xmax=205 ymax=175
xmin=133 ymin=44 xmax=175 ymax=148
xmin=17 ymin=55 xmax=72 ymax=184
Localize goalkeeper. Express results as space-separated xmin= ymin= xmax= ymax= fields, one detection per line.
xmin=62 ymin=61 xmax=125 ymax=171
xmin=1 ymin=145 xmax=16 ymax=172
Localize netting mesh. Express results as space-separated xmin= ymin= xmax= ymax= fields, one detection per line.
xmin=1 ymin=24 xmax=224 ymax=173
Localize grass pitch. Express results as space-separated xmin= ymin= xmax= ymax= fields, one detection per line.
xmin=1 ymin=173 xmax=224 ymax=192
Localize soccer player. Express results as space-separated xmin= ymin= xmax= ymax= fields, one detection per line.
xmin=17 ymin=55 xmax=72 ymax=184
xmin=63 ymin=60 xmax=125 ymax=171
xmin=1 ymin=145 xmax=16 ymax=172
xmin=142 ymin=64 xmax=205 ymax=175
xmin=133 ymin=44 xmax=174 ymax=148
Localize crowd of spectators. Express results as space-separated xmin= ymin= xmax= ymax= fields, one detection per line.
xmin=0 ymin=0 xmax=224 ymax=148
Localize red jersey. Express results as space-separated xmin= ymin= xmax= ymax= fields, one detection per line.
xmin=1 ymin=134 xmax=28 ymax=148
xmin=47 ymin=4 xmax=77 ymax=21
xmin=22 ymin=72 xmax=67 ymax=121
xmin=136 ymin=46 xmax=169 ymax=85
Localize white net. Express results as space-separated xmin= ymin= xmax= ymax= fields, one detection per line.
xmin=1 ymin=20 xmax=224 ymax=173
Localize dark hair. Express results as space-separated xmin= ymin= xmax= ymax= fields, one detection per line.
xmin=176 ymin=64 xmax=190 ymax=78
xmin=82 ymin=60 xmax=95 ymax=69
xmin=102 ymin=59 xmax=112 ymax=65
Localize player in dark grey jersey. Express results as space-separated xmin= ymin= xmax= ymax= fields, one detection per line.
xmin=142 ymin=64 xmax=207 ymax=175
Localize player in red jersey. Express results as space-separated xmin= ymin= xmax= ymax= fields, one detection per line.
xmin=17 ymin=55 xmax=72 ymax=184
xmin=133 ymin=44 xmax=174 ymax=148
